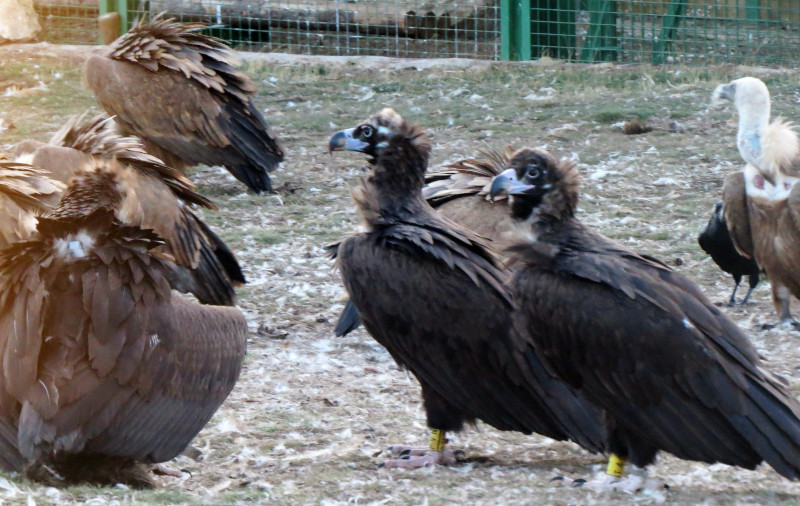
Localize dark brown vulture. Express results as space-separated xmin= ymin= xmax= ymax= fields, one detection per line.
xmin=328 ymin=109 xmax=604 ymax=468
xmin=84 ymin=13 xmax=285 ymax=193
xmin=0 ymin=158 xmax=63 ymax=249
xmin=13 ymin=114 xmax=245 ymax=305
xmin=335 ymin=147 xmax=519 ymax=336
xmin=697 ymin=202 xmax=760 ymax=306
xmin=490 ymin=147 xmax=800 ymax=490
xmin=0 ymin=158 xmax=247 ymax=487
xmin=714 ymin=77 xmax=800 ymax=328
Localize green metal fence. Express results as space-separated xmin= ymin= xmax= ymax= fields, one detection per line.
xmin=32 ymin=0 xmax=800 ymax=65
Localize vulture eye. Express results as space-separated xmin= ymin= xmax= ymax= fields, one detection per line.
xmin=526 ymin=165 xmax=540 ymax=179
xmin=361 ymin=126 xmax=374 ymax=139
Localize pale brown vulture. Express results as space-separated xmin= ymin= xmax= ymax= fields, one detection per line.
xmin=0 ymin=158 xmax=248 ymax=487
xmin=491 ymin=147 xmax=800 ymax=491
xmin=84 ymin=13 xmax=285 ymax=193
xmin=423 ymin=146 xmax=518 ymax=249
xmin=329 ymin=109 xmax=604 ymax=468
xmin=0 ymin=158 xmax=63 ymax=249
xmin=714 ymin=77 xmax=800 ymax=328
xmin=13 ymin=114 xmax=245 ymax=305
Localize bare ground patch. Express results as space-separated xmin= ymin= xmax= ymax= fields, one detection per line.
xmin=2 ymin=44 xmax=800 ymax=504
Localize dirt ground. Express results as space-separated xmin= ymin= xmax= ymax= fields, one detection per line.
xmin=3 ymin=42 xmax=800 ymax=505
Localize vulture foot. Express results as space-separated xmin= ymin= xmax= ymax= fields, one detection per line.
xmin=552 ymin=471 xmax=667 ymax=493
xmin=379 ymin=447 xmax=465 ymax=469
xmin=761 ymin=319 xmax=800 ymax=331
xmin=151 ymin=463 xmax=186 ymax=478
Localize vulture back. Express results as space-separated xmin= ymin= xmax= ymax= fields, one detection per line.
xmin=0 ymin=163 xmax=247 ymax=485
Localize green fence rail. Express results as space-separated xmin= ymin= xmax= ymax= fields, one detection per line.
xmin=32 ymin=0 xmax=800 ymax=65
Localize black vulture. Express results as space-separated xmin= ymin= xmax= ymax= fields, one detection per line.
xmin=697 ymin=201 xmax=760 ymax=306
xmin=714 ymin=77 xmax=800 ymax=328
xmin=329 ymin=109 xmax=604 ymax=468
xmin=491 ymin=146 xmax=800 ymax=490
xmin=0 ymin=158 xmax=247 ymax=487
xmin=13 ymin=114 xmax=245 ymax=305
xmin=334 ymin=146 xmax=517 ymax=336
xmin=84 ymin=13 xmax=285 ymax=194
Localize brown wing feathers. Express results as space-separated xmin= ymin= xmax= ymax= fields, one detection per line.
xmin=85 ymin=13 xmax=285 ymax=193
xmin=0 ymin=162 xmax=247 ymax=486
xmin=17 ymin=113 xmax=244 ymax=305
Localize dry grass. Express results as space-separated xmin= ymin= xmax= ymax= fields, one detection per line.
xmin=2 ymin=43 xmax=800 ymax=504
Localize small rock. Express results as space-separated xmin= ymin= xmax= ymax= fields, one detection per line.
xmin=669 ymin=121 xmax=684 ymax=133
xmin=623 ymin=120 xmax=652 ymax=135
xmin=257 ymin=322 xmax=289 ymax=340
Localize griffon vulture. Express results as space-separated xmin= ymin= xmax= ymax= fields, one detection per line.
xmin=13 ymin=114 xmax=245 ymax=305
xmin=0 ymin=158 xmax=247 ymax=487
xmin=84 ymin=13 xmax=285 ymax=193
xmin=334 ymin=146 xmax=517 ymax=337
xmin=0 ymin=158 xmax=63 ymax=249
xmin=697 ymin=201 xmax=760 ymax=306
xmin=328 ymin=109 xmax=604 ymax=468
xmin=714 ymin=77 xmax=800 ymax=327
xmin=490 ymin=147 xmax=800 ymax=490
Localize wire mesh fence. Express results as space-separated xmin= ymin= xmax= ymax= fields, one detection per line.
xmin=29 ymin=0 xmax=800 ymax=65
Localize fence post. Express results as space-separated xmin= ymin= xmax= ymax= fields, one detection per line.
xmin=501 ymin=0 xmax=531 ymax=60
xmin=581 ymin=0 xmax=618 ymax=62
xmin=652 ymin=0 xmax=687 ymax=63
xmin=745 ymin=0 xmax=760 ymax=22
xmin=99 ymin=0 xmax=129 ymax=34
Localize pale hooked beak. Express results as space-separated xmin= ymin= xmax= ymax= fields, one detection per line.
xmin=489 ymin=168 xmax=535 ymax=199
xmin=710 ymin=83 xmax=735 ymax=106
xmin=329 ymin=128 xmax=370 ymax=154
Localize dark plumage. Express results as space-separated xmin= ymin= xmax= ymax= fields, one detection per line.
xmin=84 ymin=13 xmax=285 ymax=193
xmin=334 ymin=146 xmax=518 ymax=336
xmin=698 ymin=202 xmax=760 ymax=306
xmin=13 ymin=114 xmax=245 ymax=305
xmin=0 ymin=159 xmax=247 ymax=487
xmin=491 ymin=147 xmax=800 ymax=487
xmin=329 ymin=109 xmax=604 ymax=468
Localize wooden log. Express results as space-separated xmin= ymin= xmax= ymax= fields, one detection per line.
xmin=98 ymin=12 xmax=121 ymax=44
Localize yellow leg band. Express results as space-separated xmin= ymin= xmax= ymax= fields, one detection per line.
xmin=429 ymin=429 xmax=446 ymax=452
xmin=606 ymin=453 xmax=626 ymax=478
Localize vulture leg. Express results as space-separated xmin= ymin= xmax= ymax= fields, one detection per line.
xmin=727 ymin=274 xmax=742 ymax=307
xmin=380 ymin=430 xmax=465 ymax=469
xmin=740 ymin=272 xmax=759 ymax=305
xmin=762 ymin=284 xmax=800 ymax=330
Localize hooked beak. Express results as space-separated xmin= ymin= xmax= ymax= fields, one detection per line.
xmin=329 ymin=128 xmax=370 ymax=154
xmin=489 ymin=168 xmax=535 ymax=200
xmin=710 ymin=83 xmax=735 ymax=106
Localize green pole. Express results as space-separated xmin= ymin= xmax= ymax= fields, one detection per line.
xmin=745 ymin=0 xmax=760 ymax=23
xmin=501 ymin=0 xmax=531 ymax=60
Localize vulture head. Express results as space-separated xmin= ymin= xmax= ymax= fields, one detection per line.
xmin=329 ymin=108 xmax=411 ymax=161
xmin=712 ymin=77 xmax=799 ymax=182
xmin=489 ymin=147 xmax=577 ymax=221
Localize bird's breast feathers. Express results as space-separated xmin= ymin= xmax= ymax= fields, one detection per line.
xmin=744 ymin=164 xmax=798 ymax=203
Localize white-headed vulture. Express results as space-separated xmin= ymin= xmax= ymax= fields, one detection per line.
xmin=491 ymin=147 xmax=800 ymax=490
xmin=328 ymin=109 xmax=604 ymax=468
xmin=0 ymin=158 xmax=247 ymax=487
xmin=13 ymin=114 xmax=245 ymax=306
xmin=84 ymin=13 xmax=285 ymax=194
xmin=697 ymin=201 xmax=760 ymax=306
xmin=714 ymin=77 xmax=800 ymax=328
